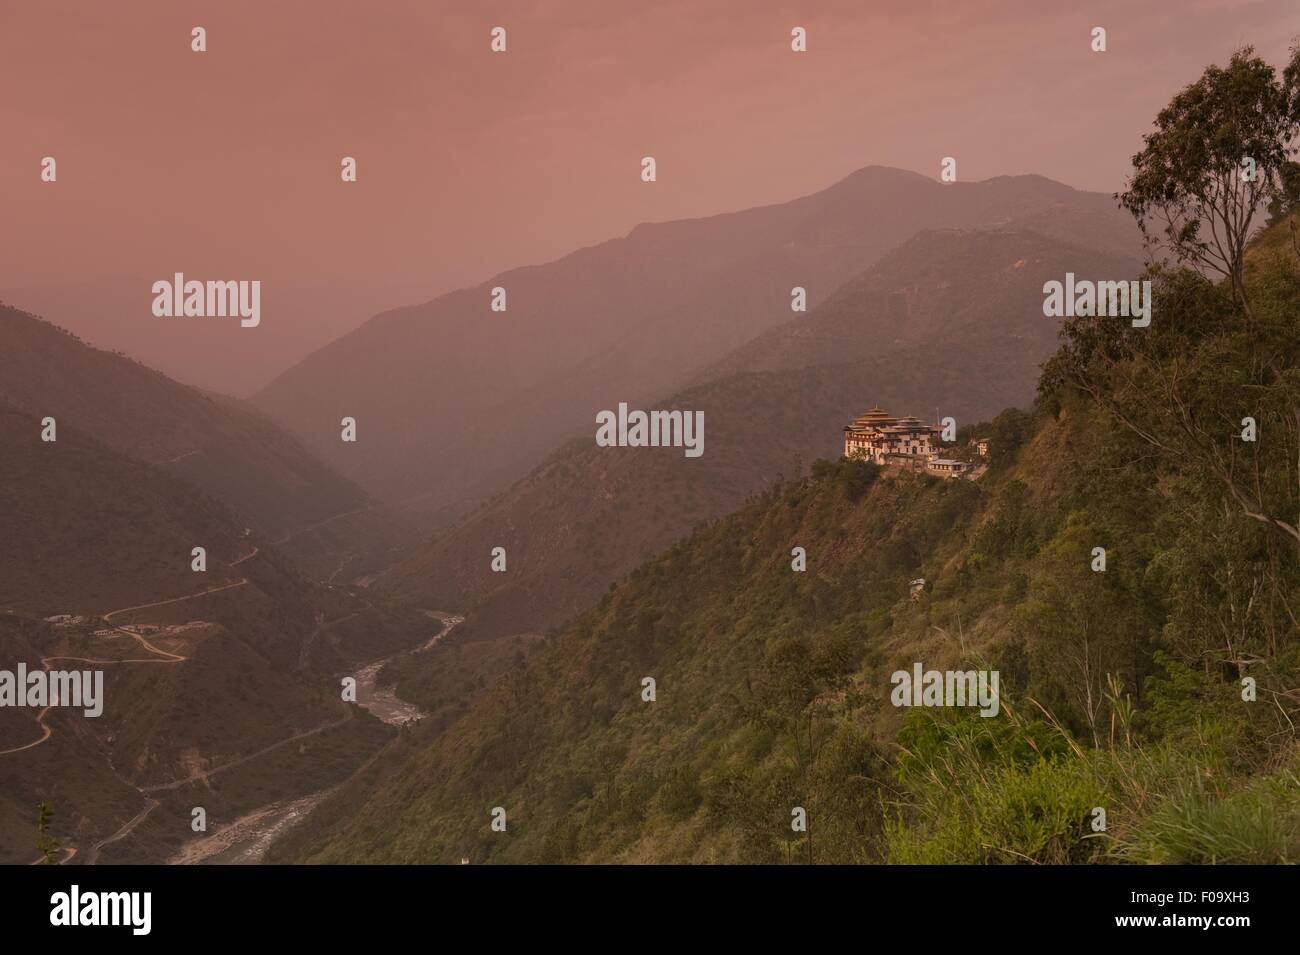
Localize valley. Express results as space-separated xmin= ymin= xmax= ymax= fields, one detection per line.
xmin=0 ymin=393 xmax=434 ymax=864
xmin=252 ymin=169 xmax=1140 ymax=530
xmin=0 ymin=179 xmax=1149 ymax=866
xmin=378 ymin=228 xmax=1141 ymax=642
xmin=5 ymin=0 xmax=1298 ymax=910
xmin=4 ymin=140 xmax=1294 ymax=870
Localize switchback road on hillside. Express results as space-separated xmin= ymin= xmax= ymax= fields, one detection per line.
xmin=9 ymin=557 xmax=456 ymax=864
xmin=1 ymin=548 xmax=258 ymax=758
xmin=0 ymin=643 xmax=186 ymax=758
xmin=102 ymin=577 xmax=249 ymax=621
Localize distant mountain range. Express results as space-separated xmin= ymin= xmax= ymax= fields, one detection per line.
xmin=0 ymin=165 xmax=1145 ymax=865
xmin=253 ymin=167 xmax=1141 ymax=529
xmin=264 ymin=213 xmax=1300 ymax=866
xmin=378 ymin=227 xmax=1141 ymax=639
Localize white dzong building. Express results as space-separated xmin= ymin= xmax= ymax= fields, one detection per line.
xmin=843 ymin=407 xmax=939 ymax=465
xmin=842 ymin=405 xmax=969 ymax=478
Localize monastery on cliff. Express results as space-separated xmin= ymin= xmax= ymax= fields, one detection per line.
xmin=842 ymin=406 xmax=972 ymax=478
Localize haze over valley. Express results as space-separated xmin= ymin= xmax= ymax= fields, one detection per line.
xmin=3 ymin=1 xmax=1298 ymax=875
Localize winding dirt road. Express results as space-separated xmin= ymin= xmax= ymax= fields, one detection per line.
xmin=0 ymin=640 xmax=186 ymax=758
xmin=84 ymin=800 xmax=159 ymax=865
xmin=8 ymin=543 xmax=459 ymax=865
xmin=1 ymin=549 xmax=258 ymax=759
xmin=29 ymin=846 xmax=77 ymax=865
xmin=141 ymin=710 xmax=353 ymax=793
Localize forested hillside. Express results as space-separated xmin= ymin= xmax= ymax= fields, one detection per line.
xmin=382 ymin=229 xmax=1138 ymax=638
xmin=0 ymin=304 xmax=406 ymax=581
xmin=0 ymin=403 xmax=431 ymax=863
xmin=269 ymin=213 xmax=1300 ymax=864
xmin=255 ymin=168 xmax=1137 ymax=528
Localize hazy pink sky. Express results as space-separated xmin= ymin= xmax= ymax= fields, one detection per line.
xmin=1 ymin=0 xmax=1295 ymax=367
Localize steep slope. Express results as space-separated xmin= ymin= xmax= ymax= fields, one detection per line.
xmin=695 ymin=226 xmax=1131 ymax=379
xmin=269 ymin=414 xmax=1297 ymax=864
xmin=254 ymin=168 xmax=1139 ymax=527
xmin=0 ymin=404 xmax=431 ymax=863
xmin=380 ymin=229 xmax=1140 ymax=637
xmin=0 ymin=403 xmax=245 ymax=613
xmin=267 ymin=218 xmax=1300 ymax=866
xmin=0 ymin=303 xmax=399 ymax=572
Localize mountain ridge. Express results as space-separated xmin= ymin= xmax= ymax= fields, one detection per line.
xmin=266 ymin=217 xmax=1300 ymax=864
xmin=377 ymin=226 xmax=1141 ymax=639
xmin=253 ymin=166 xmax=1140 ymax=528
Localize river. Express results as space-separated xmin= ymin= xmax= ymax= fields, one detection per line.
xmin=171 ymin=609 xmax=461 ymax=864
